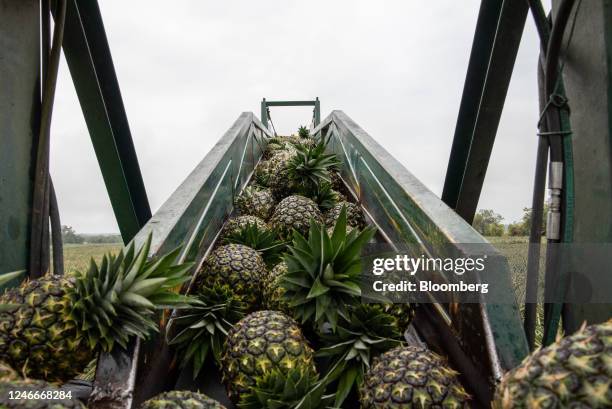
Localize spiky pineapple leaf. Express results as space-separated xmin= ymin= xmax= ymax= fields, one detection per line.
xmin=67 ymin=233 xmax=194 ymax=352
xmin=281 ymin=207 xmax=375 ymax=331
xmin=222 ymin=222 xmax=287 ymax=267
xmin=167 ymin=284 xmax=247 ymax=378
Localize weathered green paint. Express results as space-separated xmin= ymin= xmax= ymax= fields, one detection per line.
xmin=0 ymin=0 xmax=40 ymax=286
xmin=554 ymin=0 xmax=612 ymax=330
xmin=56 ymin=0 xmax=150 ymax=243
xmin=91 ymin=113 xmax=270 ymax=409
xmin=443 ymin=0 xmax=528 ymax=224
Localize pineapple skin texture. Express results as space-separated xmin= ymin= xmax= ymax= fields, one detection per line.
xmin=195 ymin=244 xmax=266 ymax=309
xmin=140 ymin=390 xmax=227 ymax=409
xmin=269 ymin=195 xmax=323 ymax=239
xmin=221 ymin=310 xmax=315 ymax=403
xmin=0 ymin=276 xmax=92 ymax=382
xmin=325 ymin=201 xmax=365 ymax=229
xmin=261 ymin=262 xmax=289 ymax=313
xmin=359 ymin=345 xmax=470 ymax=408
xmin=235 ymin=188 xmax=276 ymax=220
xmin=493 ymin=319 xmax=612 ymax=409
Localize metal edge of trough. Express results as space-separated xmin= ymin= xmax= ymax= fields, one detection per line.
xmin=313 ymin=111 xmax=529 ymax=399
xmin=89 ymin=112 xmax=271 ymax=409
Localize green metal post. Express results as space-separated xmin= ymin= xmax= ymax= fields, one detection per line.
xmin=261 ymin=98 xmax=268 ymax=129
xmin=0 ymin=0 xmax=40 ymax=285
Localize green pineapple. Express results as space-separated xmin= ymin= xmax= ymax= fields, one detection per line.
xmin=0 ymin=235 xmax=192 ymax=382
xmin=359 ymin=345 xmax=471 ymax=408
xmin=382 ymin=303 xmax=416 ymax=333
xmin=298 ymin=126 xmax=310 ymax=139
xmin=238 ymin=367 xmax=333 ymax=409
xmin=261 ymin=262 xmax=289 ymax=312
xmin=221 ymin=310 xmax=316 ymax=402
xmin=235 ymin=186 xmax=276 ymax=220
xmin=281 ymin=207 xmax=376 ymax=330
xmin=325 ymin=201 xmax=365 ymax=229
xmin=316 ymin=304 xmax=404 ymax=407
xmin=194 ymin=244 xmax=266 ymax=309
xmin=493 ymin=319 xmax=612 ymax=409
xmin=140 ymin=390 xmax=226 ymax=409
xmin=256 ymin=151 xmax=294 ymax=188
xmin=269 ymin=141 xmax=340 ymax=200
xmin=0 ymin=270 xmax=24 ymax=313
xmin=167 ymin=284 xmax=247 ymax=378
xmin=298 ymin=181 xmax=344 ymax=212
xmin=222 ymin=223 xmax=286 ymax=268
xmin=220 ymin=215 xmax=269 ymax=240
xmin=269 ymin=195 xmax=323 ymax=239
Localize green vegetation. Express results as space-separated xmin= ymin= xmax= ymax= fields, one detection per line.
xmin=61 ymin=243 xmax=122 ymax=274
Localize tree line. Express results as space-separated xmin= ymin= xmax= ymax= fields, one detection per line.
xmin=472 ymin=206 xmax=547 ymax=237
xmin=61 ymin=225 xmax=122 ymax=244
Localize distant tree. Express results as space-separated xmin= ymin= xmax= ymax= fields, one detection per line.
xmin=61 ymin=225 xmax=84 ymax=244
xmin=508 ymin=205 xmax=548 ymax=236
xmin=472 ymin=209 xmax=505 ymax=237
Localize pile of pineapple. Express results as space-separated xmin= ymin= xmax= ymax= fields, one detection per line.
xmin=0 ymin=126 xmax=610 ymax=409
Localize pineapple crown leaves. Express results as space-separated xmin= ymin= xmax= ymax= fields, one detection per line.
xmin=66 ymin=233 xmax=194 ymax=353
xmin=222 ymin=222 xmax=287 ymax=268
xmin=315 ymin=304 xmax=404 ymax=407
xmin=280 ymin=206 xmax=376 ymax=332
xmin=238 ymin=367 xmax=334 ymax=409
xmin=0 ymin=270 xmax=25 ymax=312
xmin=298 ymin=126 xmax=310 ymax=139
xmin=167 ymin=284 xmax=247 ymax=378
xmin=297 ymin=182 xmax=340 ymax=212
xmin=286 ymin=142 xmax=341 ymax=191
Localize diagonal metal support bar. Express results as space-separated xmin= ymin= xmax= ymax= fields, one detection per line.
xmin=53 ymin=0 xmax=151 ymax=242
xmin=442 ymin=0 xmax=528 ymax=223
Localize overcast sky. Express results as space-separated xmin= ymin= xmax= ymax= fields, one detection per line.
xmin=50 ymin=0 xmax=547 ymax=234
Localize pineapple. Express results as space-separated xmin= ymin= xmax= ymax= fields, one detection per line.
xmin=281 ymin=208 xmax=376 ymax=330
xmin=222 ymin=222 xmax=286 ymax=268
xmin=325 ymin=201 xmax=365 ymax=229
xmin=316 ymin=304 xmax=405 ymax=407
xmin=0 ymin=270 xmax=24 ymax=313
xmin=238 ymin=367 xmax=333 ymax=409
xmin=167 ymin=284 xmax=247 ymax=378
xmin=382 ymin=303 xmax=416 ymax=333
xmin=235 ymin=186 xmax=276 ymax=220
xmin=220 ymin=215 xmax=268 ymax=240
xmin=261 ymin=262 xmax=289 ymax=312
xmin=221 ymin=310 xmax=316 ymax=402
xmin=298 ymin=125 xmax=310 ymax=139
xmin=359 ymin=345 xmax=471 ymax=408
xmin=194 ymin=244 xmax=266 ymax=309
xmin=256 ymin=151 xmax=294 ymax=189
xmin=269 ymin=141 xmax=340 ymax=200
xmin=140 ymin=390 xmax=227 ymax=409
xmin=493 ymin=319 xmax=612 ymax=409
xmin=269 ymin=195 xmax=323 ymax=239
xmin=0 ymin=235 xmax=192 ymax=382
xmin=298 ymin=181 xmax=344 ymax=212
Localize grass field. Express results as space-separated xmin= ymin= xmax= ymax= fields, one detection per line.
xmin=62 ymin=243 xmax=122 ymax=274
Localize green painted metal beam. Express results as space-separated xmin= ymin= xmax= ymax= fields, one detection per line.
xmin=54 ymin=0 xmax=151 ymax=243
xmin=264 ymin=100 xmax=317 ymax=106
xmin=442 ymin=0 xmax=504 ymax=210
xmin=442 ymin=0 xmax=528 ymax=224
xmin=0 ymin=0 xmax=40 ymax=285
